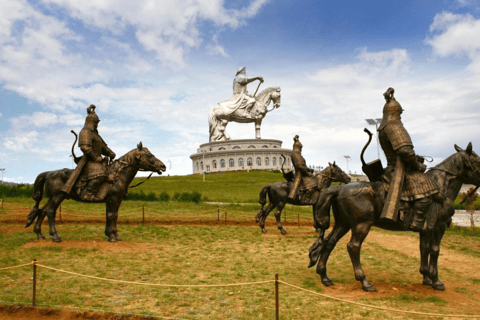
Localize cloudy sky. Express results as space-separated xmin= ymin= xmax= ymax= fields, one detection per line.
xmin=0 ymin=0 xmax=479 ymax=183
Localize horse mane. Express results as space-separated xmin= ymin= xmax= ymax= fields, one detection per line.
xmin=110 ymin=148 xmax=138 ymax=171
xmin=256 ymin=87 xmax=280 ymax=100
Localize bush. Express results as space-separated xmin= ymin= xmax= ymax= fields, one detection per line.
xmin=0 ymin=184 xmax=35 ymax=198
xmin=128 ymin=190 xmax=201 ymax=203
xmin=158 ymin=191 xmax=170 ymax=202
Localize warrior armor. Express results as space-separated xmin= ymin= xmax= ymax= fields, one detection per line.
xmin=62 ymin=105 xmax=115 ymax=201
xmin=288 ymin=135 xmax=316 ymax=200
xmin=378 ymin=88 xmax=438 ymax=230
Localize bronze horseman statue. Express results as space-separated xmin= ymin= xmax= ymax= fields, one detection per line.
xmin=255 ymin=135 xmax=351 ymax=234
xmin=209 ymin=66 xmax=281 ymax=141
xmin=26 ymin=105 xmax=166 ymax=242
xmin=62 ymin=105 xmax=116 ymax=201
xmin=308 ymin=87 xmax=480 ymax=292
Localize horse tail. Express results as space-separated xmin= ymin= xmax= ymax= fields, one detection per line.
xmin=256 ymin=184 xmax=271 ymax=223
xmin=308 ymin=186 xmax=341 ymax=268
xmin=26 ymin=172 xmax=47 ymax=228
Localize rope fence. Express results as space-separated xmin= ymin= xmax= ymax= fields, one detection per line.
xmin=0 ymin=260 xmax=479 ymax=319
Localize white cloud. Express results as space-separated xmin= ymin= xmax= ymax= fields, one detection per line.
xmin=3 ymin=130 xmax=38 ymax=151
xmin=207 ymin=34 xmax=229 ymax=57
xmin=39 ymin=0 xmax=269 ymax=67
xmin=426 ymin=11 xmax=480 ymax=71
xmin=10 ymin=112 xmax=58 ymax=128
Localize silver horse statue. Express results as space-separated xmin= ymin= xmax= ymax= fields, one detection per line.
xmin=208 ymin=67 xmax=281 ymax=142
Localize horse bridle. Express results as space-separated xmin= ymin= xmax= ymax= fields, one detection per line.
xmin=117 ymin=154 xmax=157 ymax=189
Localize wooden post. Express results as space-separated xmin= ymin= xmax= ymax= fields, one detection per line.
xmin=275 ymin=274 xmax=279 ymax=320
xmin=142 ymin=206 xmax=145 ymax=225
xmin=32 ymin=259 xmax=37 ymax=307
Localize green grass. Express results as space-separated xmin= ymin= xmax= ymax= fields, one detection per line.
xmin=129 ymin=170 xmax=344 ymax=204
xmin=1 ymin=215 xmax=480 ymax=319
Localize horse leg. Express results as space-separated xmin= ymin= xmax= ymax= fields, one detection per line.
xmin=105 ymin=199 xmax=121 ymax=242
xmin=255 ymin=119 xmax=262 ymax=139
xmin=44 ymin=196 xmax=64 ymax=242
xmin=258 ymin=202 xmax=276 ymax=233
xmin=315 ymin=224 xmax=349 ymax=286
xmin=419 ymin=231 xmax=432 ymax=286
xmin=347 ymin=222 xmax=376 ymax=292
xmin=429 ymin=224 xmax=446 ymax=291
xmin=33 ymin=207 xmax=48 ymax=240
xmin=274 ymin=202 xmax=287 ymax=235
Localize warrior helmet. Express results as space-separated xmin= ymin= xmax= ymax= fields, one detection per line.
xmin=382 ymin=87 xmax=402 ymax=117
xmin=236 ymin=66 xmax=246 ymax=76
xmin=293 ymin=135 xmax=303 ymax=152
xmin=85 ymin=104 xmax=100 ymax=128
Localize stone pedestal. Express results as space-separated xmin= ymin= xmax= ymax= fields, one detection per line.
xmin=190 ymin=139 xmax=292 ymax=174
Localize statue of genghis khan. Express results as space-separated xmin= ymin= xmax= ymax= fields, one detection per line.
xmin=377 ymin=88 xmax=439 ymax=231
xmin=62 ymin=105 xmax=116 ymax=201
xmin=230 ymin=66 xmax=264 ymax=119
xmin=288 ymin=135 xmax=317 ymax=201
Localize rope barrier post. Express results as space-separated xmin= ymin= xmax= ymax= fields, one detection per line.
xmin=142 ymin=205 xmax=145 ymax=225
xmin=275 ymin=274 xmax=279 ymax=320
xmin=32 ymin=259 xmax=37 ymax=307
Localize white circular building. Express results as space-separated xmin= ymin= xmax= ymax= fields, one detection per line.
xmin=190 ymin=139 xmax=293 ymax=174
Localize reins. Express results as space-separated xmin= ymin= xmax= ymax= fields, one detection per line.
xmin=117 ymin=160 xmax=155 ymax=189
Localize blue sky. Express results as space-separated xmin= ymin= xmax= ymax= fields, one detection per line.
xmin=0 ymin=0 xmax=480 ymax=182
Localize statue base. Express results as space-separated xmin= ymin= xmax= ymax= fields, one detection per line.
xmin=190 ymin=139 xmax=292 ymax=174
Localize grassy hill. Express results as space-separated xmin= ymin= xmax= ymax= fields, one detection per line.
xmin=130 ymin=170 xmax=286 ymax=203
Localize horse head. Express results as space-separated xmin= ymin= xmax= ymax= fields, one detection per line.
xmin=454 ymin=142 xmax=480 ymax=186
xmin=132 ymin=142 xmax=167 ymax=175
xmin=327 ymin=161 xmax=351 ymax=184
xmin=256 ymin=87 xmax=281 ymax=111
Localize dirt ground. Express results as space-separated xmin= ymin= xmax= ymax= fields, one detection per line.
xmin=0 ymin=305 xmax=158 ymax=320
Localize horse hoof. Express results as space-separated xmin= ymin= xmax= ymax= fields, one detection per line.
xmin=422 ymin=278 xmax=433 ymax=286
xmin=261 ymin=228 xmax=267 ymax=234
xmin=108 ymin=236 xmax=118 ymax=242
xmin=280 ymin=229 xmax=288 ymax=235
xmin=321 ymin=277 xmax=333 ymax=287
xmin=52 ymin=237 xmax=62 ymax=243
xmin=362 ymin=282 xmax=377 ymax=292
xmin=115 ymin=234 xmax=123 ymax=241
xmin=36 ymin=234 xmax=46 ymax=240
xmin=432 ymin=281 xmax=445 ymax=291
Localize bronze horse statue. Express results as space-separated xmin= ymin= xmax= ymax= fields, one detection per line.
xmin=308 ymin=142 xmax=480 ymax=292
xmin=25 ymin=142 xmax=166 ymax=242
xmin=209 ymin=87 xmax=281 ymax=141
xmin=255 ymin=158 xmax=351 ymax=234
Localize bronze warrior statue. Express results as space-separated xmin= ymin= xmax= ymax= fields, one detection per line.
xmin=377 ymin=88 xmax=439 ymax=231
xmin=288 ymin=135 xmax=317 ymax=200
xmin=308 ymin=87 xmax=480 ymax=292
xmin=62 ymin=105 xmax=116 ymax=201
xmin=26 ymin=105 xmax=166 ymax=242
